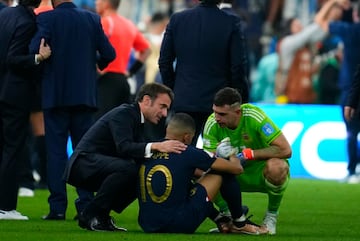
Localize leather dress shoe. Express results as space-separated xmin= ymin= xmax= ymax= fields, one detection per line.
xmin=42 ymin=213 xmax=65 ymax=220
xmin=78 ymin=215 xmax=127 ymax=232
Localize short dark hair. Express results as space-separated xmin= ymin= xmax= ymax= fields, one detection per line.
xmin=167 ymin=112 xmax=196 ymax=134
xmin=150 ymin=12 xmax=169 ymax=24
xmin=108 ymin=0 xmax=120 ymax=10
xmin=136 ymin=83 xmax=174 ymax=103
xmin=18 ymin=0 xmax=41 ymax=7
xmin=213 ymin=87 xmax=242 ymax=107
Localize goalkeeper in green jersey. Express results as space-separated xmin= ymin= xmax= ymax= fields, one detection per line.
xmin=202 ymin=87 xmax=292 ymax=235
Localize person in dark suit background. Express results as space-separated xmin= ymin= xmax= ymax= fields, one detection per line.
xmin=344 ymin=63 xmax=360 ymax=182
xmin=159 ymin=0 xmax=249 ymax=146
xmin=220 ymin=0 xmax=250 ymax=81
xmin=345 ymin=64 xmax=360 ymax=122
xmin=64 ymin=83 xmax=187 ymax=231
xmin=29 ymin=0 xmax=116 ymax=220
xmin=0 ymin=0 xmax=51 ymax=220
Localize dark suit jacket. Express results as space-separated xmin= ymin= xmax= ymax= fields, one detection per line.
xmin=29 ymin=2 xmax=115 ymax=109
xmin=64 ymin=103 xmax=146 ymax=181
xmin=0 ymin=5 xmax=39 ymax=110
xmin=347 ymin=64 xmax=360 ymax=111
xmin=159 ymin=2 xmax=249 ymax=113
xmin=0 ymin=2 xmax=7 ymax=11
xmin=221 ymin=5 xmax=250 ymax=83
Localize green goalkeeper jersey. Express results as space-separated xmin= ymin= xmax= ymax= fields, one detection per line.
xmin=203 ymin=103 xmax=282 ymax=161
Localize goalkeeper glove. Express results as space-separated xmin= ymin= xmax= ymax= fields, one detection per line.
xmin=216 ymin=137 xmax=236 ymax=158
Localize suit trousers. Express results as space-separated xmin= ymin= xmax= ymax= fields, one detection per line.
xmin=43 ymin=107 xmax=95 ymax=215
xmin=343 ymin=110 xmax=360 ymax=175
xmin=0 ymin=102 xmax=29 ymax=210
xmin=68 ymin=153 xmax=138 ymax=216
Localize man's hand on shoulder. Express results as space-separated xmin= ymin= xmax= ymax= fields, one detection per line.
xmin=152 ymin=140 xmax=187 ymax=154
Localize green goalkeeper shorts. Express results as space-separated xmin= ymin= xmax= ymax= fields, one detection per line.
xmin=237 ymin=159 xmax=290 ymax=193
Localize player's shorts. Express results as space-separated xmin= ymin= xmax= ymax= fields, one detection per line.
xmin=160 ymin=183 xmax=213 ymax=233
xmin=237 ymin=160 xmax=290 ymax=193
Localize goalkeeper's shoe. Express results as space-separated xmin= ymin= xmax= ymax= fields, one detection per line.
xmin=261 ymin=211 xmax=277 ymax=235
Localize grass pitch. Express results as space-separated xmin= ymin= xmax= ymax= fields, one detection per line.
xmin=0 ymin=178 xmax=359 ymax=241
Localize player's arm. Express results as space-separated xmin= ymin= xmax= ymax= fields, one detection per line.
xmin=251 ymin=133 xmax=292 ymax=160
xmin=210 ymin=154 xmax=243 ymax=175
xmin=194 ymin=168 xmax=207 ymax=178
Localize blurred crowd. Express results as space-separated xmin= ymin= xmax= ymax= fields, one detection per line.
xmin=121 ymin=0 xmax=359 ymax=106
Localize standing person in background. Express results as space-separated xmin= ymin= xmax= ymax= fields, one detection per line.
xmin=345 ymin=63 xmax=360 ymax=119
xmin=29 ymin=0 xmax=116 ymax=220
xmin=220 ymin=0 xmax=250 ymax=84
xmin=17 ymin=0 xmax=55 ymax=198
xmin=17 ymin=0 xmax=54 ymax=197
xmin=316 ymin=0 xmax=360 ymax=183
xmin=203 ymin=87 xmax=292 ymax=235
xmin=29 ymin=0 xmax=53 ymax=191
xmin=159 ymin=0 xmax=249 ymax=146
xmin=0 ymin=0 xmax=51 ymax=220
xmin=95 ymin=0 xmax=151 ymax=120
xmin=344 ymin=64 xmax=360 ymax=168
xmin=34 ymin=0 xmax=52 ymax=13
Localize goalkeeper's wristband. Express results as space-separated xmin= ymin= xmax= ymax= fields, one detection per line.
xmin=242 ymin=148 xmax=254 ymax=160
xmin=128 ymin=60 xmax=143 ymax=76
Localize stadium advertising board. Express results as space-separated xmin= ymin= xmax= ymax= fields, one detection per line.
xmin=258 ymin=104 xmax=348 ymax=180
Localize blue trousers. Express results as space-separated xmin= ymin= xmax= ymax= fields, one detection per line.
xmin=44 ymin=107 xmax=95 ymax=215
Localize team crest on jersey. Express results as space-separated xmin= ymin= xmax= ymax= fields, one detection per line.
xmin=262 ymin=123 xmax=274 ymax=136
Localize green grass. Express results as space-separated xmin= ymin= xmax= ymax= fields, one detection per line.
xmin=0 ymin=179 xmax=359 ymax=241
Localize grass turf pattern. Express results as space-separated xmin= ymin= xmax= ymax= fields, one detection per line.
xmin=0 ymin=179 xmax=359 ymax=241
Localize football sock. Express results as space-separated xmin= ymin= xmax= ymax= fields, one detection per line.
xmin=220 ymin=174 xmax=243 ymax=219
xmin=209 ymin=204 xmax=221 ymax=221
xmin=265 ymin=177 xmax=289 ymax=212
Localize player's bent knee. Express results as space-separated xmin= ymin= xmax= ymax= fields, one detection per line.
xmin=264 ymin=158 xmax=289 ymax=186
